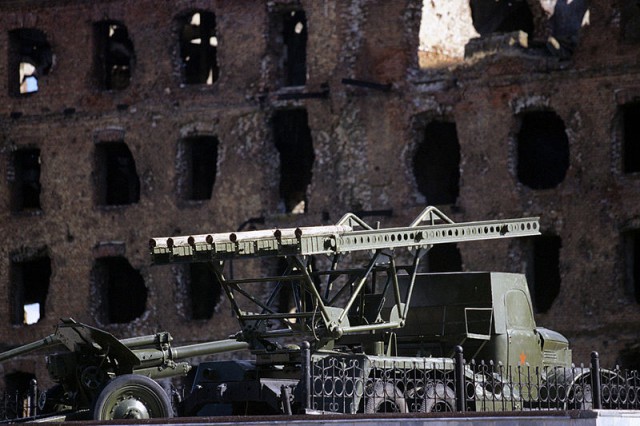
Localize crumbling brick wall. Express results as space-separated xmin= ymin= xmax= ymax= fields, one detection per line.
xmin=0 ymin=0 xmax=639 ymax=389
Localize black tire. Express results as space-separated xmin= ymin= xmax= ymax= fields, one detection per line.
xmin=421 ymin=383 xmax=455 ymax=413
xmin=364 ymin=381 xmax=408 ymax=413
xmin=92 ymin=374 xmax=173 ymax=420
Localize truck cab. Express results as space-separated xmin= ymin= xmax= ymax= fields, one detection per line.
xmin=392 ymin=272 xmax=572 ymax=371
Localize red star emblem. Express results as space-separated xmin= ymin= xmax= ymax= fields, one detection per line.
xmin=519 ymin=351 xmax=527 ymax=365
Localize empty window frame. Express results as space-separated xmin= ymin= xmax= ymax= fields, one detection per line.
xmin=412 ymin=120 xmax=460 ymax=205
xmin=623 ymin=229 xmax=640 ymax=304
xmin=179 ymin=136 xmax=219 ymax=201
xmin=92 ymin=256 xmax=147 ymax=324
xmin=8 ymin=28 xmax=53 ymax=96
xmin=187 ymin=263 xmax=222 ymax=320
xmin=545 ymin=0 xmax=590 ymax=55
xmin=621 ymin=102 xmax=640 ymax=173
xmin=516 ymin=111 xmax=569 ymax=189
xmin=525 ymin=235 xmax=562 ymax=313
xmin=269 ymin=8 xmax=307 ymax=87
xmin=10 ymin=251 xmax=51 ymax=325
xmin=271 ymin=109 xmax=315 ymax=213
xmin=5 ymin=371 xmax=36 ymax=397
xmin=620 ymin=0 xmax=640 ymax=43
xmin=95 ymin=141 xmax=140 ymax=206
xmin=469 ymin=0 xmax=534 ymax=37
xmin=618 ymin=343 xmax=640 ymax=371
xmin=179 ymin=11 xmax=219 ymax=85
xmin=94 ymin=21 xmax=135 ymax=90
xmin=10 ymin=148 xmax=42 ymax=212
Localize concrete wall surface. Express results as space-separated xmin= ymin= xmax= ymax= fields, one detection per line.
xmin=103 ymin=411 xmax=640 ymax=426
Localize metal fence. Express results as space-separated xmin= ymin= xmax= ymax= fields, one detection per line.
xmin=306 ymin=349 xmax=640 ymax=414
xmin=2 ymin=350 xmax=640 ymax=421
xmin=0 ymin=379 xmax=38 ymax=422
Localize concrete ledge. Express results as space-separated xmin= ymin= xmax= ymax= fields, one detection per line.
xmin=81 ymin=411 xmax=640 ymax=426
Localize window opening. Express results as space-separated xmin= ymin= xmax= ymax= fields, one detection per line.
xmin=9 ymin=28 xmax=52 ymax=95
xmin=618 ymin=343 xmax=640 ymax=371
xmin=180 ymin=136 xmax=219 ymax=201
xmin=188 ymin=263 xmax=222 ymax=320
xmin=10 ymin=252 xmax=51 ymax=325
xmin=469 ymin=0 xmax=534 ymax=36
xmin=525 ymin=235 xmax=561 ymax=313
xmin=95 ymin=141 xmax=140 ymax=206
xmin=544 ymin=0 xmax=591 ymax=57
xmin=623 ymin=229 xmax=640 ymax=304
xmin=412 ymin=121 xmax=460 ymax=205
xmin=424 ymin=243 xmax=462 ymax=272
xmin=272 ymin=109 xmax=314 ymax=213
xmin=281 ymin=10 xmax=307 ymax=86
xmin=92 ymin=256 xmax=146 ymax=324
xmin=95 ymin=21 xmax=135 ymax=90
xmin=621 ymin=1 xmax=640 ymax=43
xmin=517 ymin=111 xmax=569 ymax=189
xmin=5 ymin=372 xmax=36 ymax=397
xmin=621 ymin=102 xmax=640 ymax=173
xmin=11 ymin=148 xmax=41 ymax=212
xmin=269 ymin=7 xmax=307 ymax=87
xmin=179 ymin=11 xmax=219 ymax=85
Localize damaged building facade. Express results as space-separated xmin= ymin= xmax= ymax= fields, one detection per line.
xmin=0 ymin=0 xmax=639 ymax=391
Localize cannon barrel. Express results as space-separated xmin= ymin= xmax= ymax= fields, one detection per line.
xmin=170 ymin=338 xmax=250 ymax=360
xmin=0 ymin=334 xmax=62 ymax=363
xmin=131 ymin=338 xmax=250 ymax=370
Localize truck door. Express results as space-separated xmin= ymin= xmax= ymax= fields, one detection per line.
xmin=504 ymin=289 xmax=542 ymax=371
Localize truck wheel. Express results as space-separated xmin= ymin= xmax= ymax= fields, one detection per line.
xmin=364 ymin=381 xmax=408 ymax=413
xmin=420 ymin=383 xmax=455 ymax=412
xmin=92 ymin=374 xmax=173 ymax=420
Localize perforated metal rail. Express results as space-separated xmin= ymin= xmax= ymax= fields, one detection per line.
xmin=149 ymin=208 xmax=539 ymax=264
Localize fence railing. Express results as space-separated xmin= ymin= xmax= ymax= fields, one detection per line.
xmin=305 ymin=347 xmax=640 ymax=414
xmin=0 ymin=379 xmax=38 ymax=422
xmin=2 ymin=348 xmax=640 ymax=421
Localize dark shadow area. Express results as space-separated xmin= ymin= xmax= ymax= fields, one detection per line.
xmin=469 ymin=0 xmax=534 ymax=36
xmin=413 ymin=121 xmax=460 ymax=205
xmin=95 ymin=141 xmax=140 ymax=206
xmin=94 ymin=21 xmax=135 ymax=91
xmin=424 ymin=243 xmax=462 ymax=272
xmin=180 ymin=136 xmax=218 ymax=201
xmin=92 ymin=256 xmax=147 ymax=324
xmin=622 ymin=102 xmax=640 ymax=173
xmin=188 ymin=263 xmax=222 ymax=320
xmin=517 ymin=111 xmax=569 ymax=189
xmin=621 ymin=0 xmax=640 ymax=43
xmin=11 ymin=148 xmax=41 ymax=212
xmin=5 ymin=372 xmax=36 ymax=396
xmin=623 ymin=229 xmax=640 ymax=304
xmin=526 ymin=235 xmax=562 ymax=313
xmin=272 ymin=109 xmax=314 ymax=213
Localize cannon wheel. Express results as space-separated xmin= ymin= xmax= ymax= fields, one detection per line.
xmin=93 ymin=374 xmax=173 ymax=420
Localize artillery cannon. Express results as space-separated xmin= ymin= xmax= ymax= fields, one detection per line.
xmin=0 ymin=318 xmax=248 ymax=419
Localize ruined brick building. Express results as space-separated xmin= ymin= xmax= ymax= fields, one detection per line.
xmin=0 ymin=0 xmax=639 ymax=392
